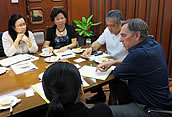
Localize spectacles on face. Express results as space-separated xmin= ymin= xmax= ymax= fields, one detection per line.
xmin=16 ymin=23 xmax=27 ymax=28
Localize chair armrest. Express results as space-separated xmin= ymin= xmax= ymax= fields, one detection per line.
xmin=169 ymin=78 xmax=172 ymax=81
xmin=147 ymin=109 xmax=172 ymax=114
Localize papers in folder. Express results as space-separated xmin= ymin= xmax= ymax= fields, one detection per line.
xmin=79 ymin=65 xmax=112 ymax=80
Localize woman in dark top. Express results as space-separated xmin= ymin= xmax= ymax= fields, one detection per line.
xmin=44 ymin=8 xmax=77 ymax=53
xmin=42 ymin=62 xmax=113 ymax=117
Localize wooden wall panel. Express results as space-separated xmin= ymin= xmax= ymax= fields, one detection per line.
xmin=0 ymin=0 xmax=9 ymax=32
xmin=119 ymin=0 xmax=127 ymax=20
xmin=147 ymin=0 xmax=159 ymax=39
xmin=112 ymin=0 xmax=119 ymax=10
xmin=0 ymin=0 xmax=26 ymax=32
xmin=137 ymin=0 xmax=147 ymax=20
xmin=126 ymin=0 xmax=136 ymax=19
xmin=67 ymin=0 xmax=90 ymax=25
xmin=160 ymin=0 xmax=172 ymax=76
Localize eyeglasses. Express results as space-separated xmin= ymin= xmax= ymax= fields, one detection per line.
xmin=16 ymin=23 xmax=27 ymax=28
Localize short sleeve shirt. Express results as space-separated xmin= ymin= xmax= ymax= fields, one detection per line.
xmin=97 ymin=27 xmax=128 ymax=59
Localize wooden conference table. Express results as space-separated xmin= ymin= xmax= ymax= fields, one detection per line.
xmin=0 ymin=51 xmax=114 ymax=117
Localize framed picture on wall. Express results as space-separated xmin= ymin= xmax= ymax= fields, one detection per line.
xmin=29 ymin=8 xmax=44 ymax=24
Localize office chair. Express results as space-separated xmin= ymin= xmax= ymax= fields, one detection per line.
xmin=0 ymin=32 xmax=6 ymax=57
xmin=147 ymin=78 xmax=172 ymax=115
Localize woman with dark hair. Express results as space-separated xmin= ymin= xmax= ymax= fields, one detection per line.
xmin=2 ymin=14 xmax=38 ymax=56
xmin=42 ymin=62 xmax=113 ymax=117
xmin=43 ymin=8 xmax=77 ymax=53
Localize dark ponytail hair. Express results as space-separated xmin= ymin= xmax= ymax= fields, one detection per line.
xmin=8 ymin=14 xmax=29 ymax=41
xmin=42 ymin=62 xmax=82 ymax=117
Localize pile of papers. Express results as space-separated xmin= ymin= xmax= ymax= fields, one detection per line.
xmin=0 ymin=54 xmax=39 ymax=74
xmin=0 ymin=54 xmax=39 ymax=67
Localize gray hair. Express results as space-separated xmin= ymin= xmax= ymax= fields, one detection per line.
xmin=106 ymin=10 xmax=122 ymax=24
xmin=123 ymin=18 xmax=149 ymax=40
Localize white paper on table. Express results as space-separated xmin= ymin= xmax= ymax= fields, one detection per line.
xmin=32 ymin=82 xmax=50 ymax=103
xmin=25 ymin=88 xmax=34 ymax=97
xmin=73 ymin=58 xmax=86 ymax=63
xmin=0 ymin=54 xmax=30 ymax=67
xmin=74 ymin=64 xmax=81 ymax=68
xmin=0 ymin=54 xmax=39 ymax=67
xmin=53 ymin=49 xmax=76 ymax=59
xmin=81 ymin=76 xmax=89 ymax=87
xmin=110 ymin=66 xmax=116 ymax=70
xmin=23 ymin=54 xmax=39 ymax=62
xmin=11 ymin=61 xmax=38 ymax=74
xmin=79 ymin=65 xmax=112 ymax=80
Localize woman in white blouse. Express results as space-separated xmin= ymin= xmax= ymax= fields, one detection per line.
xmin=2 ymin=14 xmax=38 ymax=56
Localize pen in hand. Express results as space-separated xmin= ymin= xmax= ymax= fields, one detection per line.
xmin=96 ymin=66 xmax=105 ymax=72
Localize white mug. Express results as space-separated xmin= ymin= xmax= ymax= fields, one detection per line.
xmin=42 ymin=48 xmax=49 ymax=55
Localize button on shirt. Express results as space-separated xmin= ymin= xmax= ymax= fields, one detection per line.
xmin=97 ymin=27 xmax=128 ymax=59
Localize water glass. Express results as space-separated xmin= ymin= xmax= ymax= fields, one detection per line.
xmin=86 ymin=38 xmax=91 ymax=47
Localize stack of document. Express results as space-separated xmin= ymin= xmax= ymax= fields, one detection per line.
xmin=79 ymin=65 xmax=112 ymax=80
xmin=0 ymin=54 xmax=39 ymax=67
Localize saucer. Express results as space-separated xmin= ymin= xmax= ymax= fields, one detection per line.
xmin=0 ymin=67 xmax=6 ymax=75
xmin=44 ymin=56 xmax=59 ymax=63
xmin=0 ymin=96 xmax=21 ymax=110
xmin=39 ymin=53 xmax=53 ymax=57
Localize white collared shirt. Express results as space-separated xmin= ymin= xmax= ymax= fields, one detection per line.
xmin=97 ymin=27 xmax=128 ymax=59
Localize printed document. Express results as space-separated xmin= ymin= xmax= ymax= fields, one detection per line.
xmin=11 ymin=61 xmax=38 ymax=74
xmin=79 ymin=65 xmax=112 ymax=80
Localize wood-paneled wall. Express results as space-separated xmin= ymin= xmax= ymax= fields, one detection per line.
xmin=68 ymin=0 xmax=172 ymax=77
xmin=0 ymin=0 xmax=26 ymax=32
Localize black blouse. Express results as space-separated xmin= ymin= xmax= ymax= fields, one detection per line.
xmin=64 ymin=102 xmax=113 ymax=117
xmin=46 ymin=24 xmax=77 ymax=48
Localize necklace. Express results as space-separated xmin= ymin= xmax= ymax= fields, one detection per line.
xmin=56 ymin=27 xmax=66 ymax=35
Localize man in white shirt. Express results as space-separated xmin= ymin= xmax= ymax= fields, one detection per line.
xmin=82 ymin=10 xmax=128 ymax=104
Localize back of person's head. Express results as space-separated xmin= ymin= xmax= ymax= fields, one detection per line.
xmin=8 ymin=14 xmax=28 ymax=41
xmin=50 ymin=8 xmax=67 ymax=22
xmin=42 ymin=62 xmax=82 ymax=117
xmin=123 ymin=18 xmax=149 ymax=40
xmin=106 ymin=10 xmax=122 ymax=24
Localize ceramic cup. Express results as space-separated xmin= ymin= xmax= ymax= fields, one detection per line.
xmin=42 ymin=48 xmax=49 ymax=55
